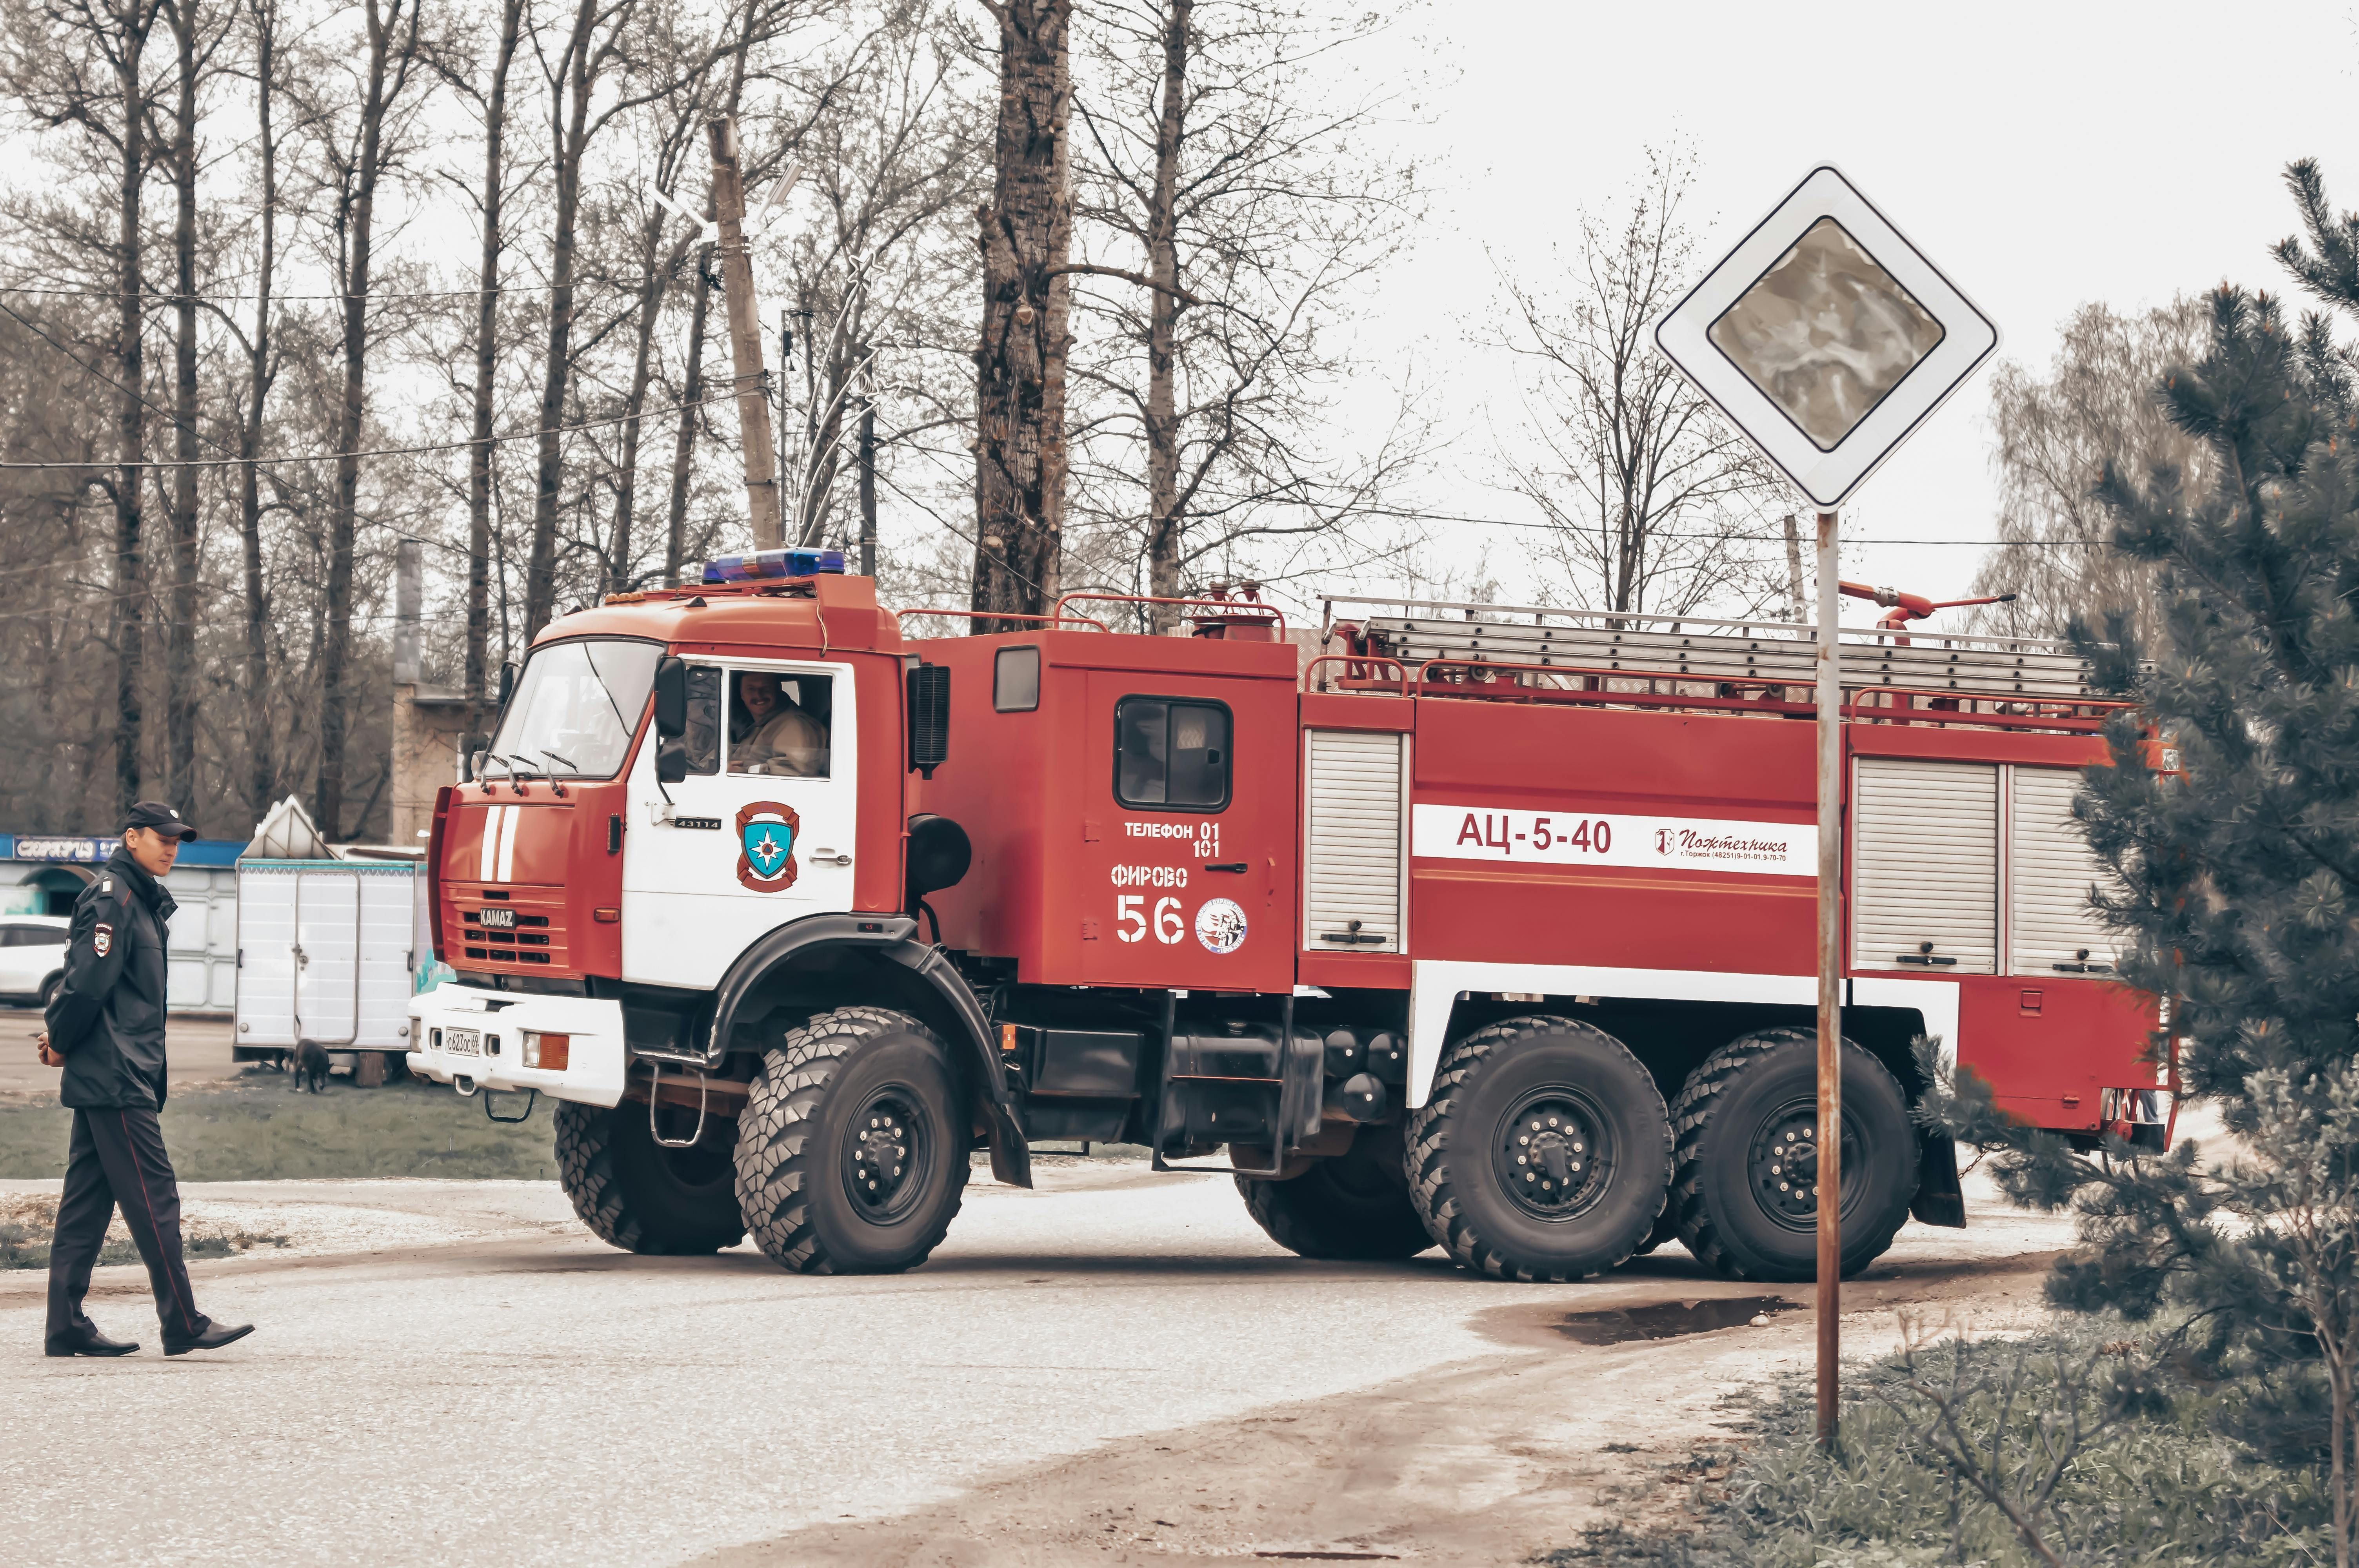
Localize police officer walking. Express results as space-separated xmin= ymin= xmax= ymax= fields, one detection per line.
xmin=38 ymin=802 xmax=254 ymax=1357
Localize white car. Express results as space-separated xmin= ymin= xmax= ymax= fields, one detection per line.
xmin=0 ymin=915 xmax=71 ymax=1007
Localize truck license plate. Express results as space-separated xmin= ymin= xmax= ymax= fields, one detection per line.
xmin=443 ymin=1027 xmax=482 ymax=1056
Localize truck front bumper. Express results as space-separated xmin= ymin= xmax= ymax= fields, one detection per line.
xmin=405 ymin=984 xmax=626 ymax=1108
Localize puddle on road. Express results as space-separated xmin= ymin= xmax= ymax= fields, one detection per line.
xmin=1474 ymin=1294 xmax=1799 ymax=1349
xmin=1554 ymin=1296 xmax=1796 ymax=1345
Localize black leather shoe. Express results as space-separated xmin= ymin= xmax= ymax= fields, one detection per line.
xmin=163 ymin=1321 xmax=254 ymax=1356
xmin=45 ymin=1329 xmax=140 ymax=1357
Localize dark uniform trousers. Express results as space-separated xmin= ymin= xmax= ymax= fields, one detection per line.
xmin=46 ymin=1104 xmax=206 ymax=1345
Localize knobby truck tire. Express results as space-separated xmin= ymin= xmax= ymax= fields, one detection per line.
xmin=733 ymin=1006 xmax=970 ymax=1275
xmin=554 ymin=1096 xmax=745 ymax=1256
xmin=1236 ymin=1122 xmax=1433 ymax=1261
xmin=1405 ymin=1016 xmax=1672 ymax=1283
xmin=1668 ymin=1028 xmax=1917 ymax=1283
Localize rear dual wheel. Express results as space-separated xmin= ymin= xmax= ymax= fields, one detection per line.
xmin=1668 ymin=1029 xmax=1917 ymax=1282
xmin=1405 ymin=1016 xmax=1672 ymax=1282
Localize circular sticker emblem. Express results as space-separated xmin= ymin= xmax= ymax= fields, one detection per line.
xmin=1195 ymin=897 xmax=1247 ymax=955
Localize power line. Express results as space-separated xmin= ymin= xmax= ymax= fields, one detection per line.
xmin=0 ymin=290 xmax=737 ymax=471
xmin=0 ymin=392 xmax=732 ymax=472
xmin=0 ymin=270 xmax=695 ymax=304
xmin=1382 ymin=506 xmax=2104 ymax=548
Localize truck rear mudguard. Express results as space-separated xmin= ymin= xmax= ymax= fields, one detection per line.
xmin=703 ymin=912 xmax=1032 ymax=1189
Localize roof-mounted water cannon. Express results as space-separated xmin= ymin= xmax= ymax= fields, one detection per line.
xmin=703 ymin=547 xmax=847 ymax=584
xmin=1187 ymin=581 xmax=1280 ymax=642
xmin=1839 ymin=580 xmax=2016 ymax=633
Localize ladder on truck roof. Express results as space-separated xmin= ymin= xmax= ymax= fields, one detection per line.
xmin=1320 ymin=593 xmax=2102 ymax=702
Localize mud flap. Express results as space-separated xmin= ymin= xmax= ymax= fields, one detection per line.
xmin=1911 ymin=1128 xmax=1966 ymax=1227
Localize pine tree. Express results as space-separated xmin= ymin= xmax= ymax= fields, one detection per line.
xmin=1932 ymin=167 xmax=2359 ymax=1566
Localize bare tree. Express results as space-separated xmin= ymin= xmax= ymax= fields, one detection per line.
xmin=1067 ymin=0 xmax=1428 ymax=630
xmin=158 ymin=0 xmax=233 ymax=816
xmin=971 ymin=0 xmax=1072 ymax=627
xmin=1493 ymin=148 xmax=1781 ymax=619
xmin=1967 ymin=298 xmax=2209 ymax=639
xmin=2 ymin=0 xmax=167 ymax=814
xmin=303 ymin=0 xmax=427 ymax=838
xmin=775 ymin=1 xmax=984 ymax=555
xmin=436 ymin=0 xmax=527 ymax=709
xmin=231 ymin=0 xmax=284 ymax=815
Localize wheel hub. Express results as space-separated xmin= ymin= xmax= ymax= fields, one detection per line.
xmin=1747 ymin=1100 xmax=1861 ymax=1232
xmin=1492 ymin=1090 xmax=1611 ymax=1221
xmin=843 ymin=1089 xmax=931 ymax=1223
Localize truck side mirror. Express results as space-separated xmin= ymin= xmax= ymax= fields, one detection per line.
xmin=906 ymin=664 xmax=950 ymax=779
xmin=656 ymin=739 xmax=690 ymax=784
xmin=496 ymin=660 xmax=518 ymax=708
xmin=457 ymin=733 xmax=489 ymax=783
xmin=653 ymin=655 xmax=688 ymax=738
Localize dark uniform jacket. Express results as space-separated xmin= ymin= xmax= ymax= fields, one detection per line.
xmin=44 ymin=848 xmax=178 ymax=1111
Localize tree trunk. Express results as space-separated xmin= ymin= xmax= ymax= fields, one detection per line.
xmin=857 ymin=388 xmax=876 ymax=578
xmin=663 ymin=2 xmax=761 ymax=589
xmin=466 ymin=0 xmax=524 ymax=717
xmin=1141 ymin=0 xmax=1188 ymax=631
xmin=316 ymin=0 xmax=405 ymax=839
xmin=111 ymin=9 xmax=149 ymax=818
xmin=665 ymin=256 xmax=714 ymax=587
xmin=240 ymin=0 xmax=279 ymax=819
xmin=164 ymin=0 xmax=202 ymax=819
xmin=522 ymin=0 xmax=600 ymax=639
xmin=608 ymin=210 xmax=674 ymax=595
xmin=972 ymin=0 xmax=1072 ymax=628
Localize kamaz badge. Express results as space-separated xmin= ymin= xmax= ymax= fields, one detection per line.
xmin=735 ymin=801 xmax=801 ymax=892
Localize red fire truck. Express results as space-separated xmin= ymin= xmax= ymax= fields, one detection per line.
xmin=406 ymin=552 xmax=2164 ymax=1283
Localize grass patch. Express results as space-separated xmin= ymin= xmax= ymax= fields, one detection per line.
xmin=1543 ymin=1316 xmax=2335 ymax=1567
xmin=0 ymin=1074 xmax=561 ymax=1183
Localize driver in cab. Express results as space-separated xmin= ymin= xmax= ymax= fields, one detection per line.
xmin=734 ymin=672 xmax=827 ymax=776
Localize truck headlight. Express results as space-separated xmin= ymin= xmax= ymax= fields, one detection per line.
xmin=522 ymin=1031 xmax=571 ymax=1070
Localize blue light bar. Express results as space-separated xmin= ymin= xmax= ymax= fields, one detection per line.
xmin=702 ymin=547 xmax=847 ymax=584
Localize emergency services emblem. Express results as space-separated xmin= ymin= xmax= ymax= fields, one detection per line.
xmin=1195 ymin=898 xmax=1247 ymax=955
xmin=92 ymin=922 xmax=112 ymax=957
xmin=735 ymin=801 xmax=801 ymax=892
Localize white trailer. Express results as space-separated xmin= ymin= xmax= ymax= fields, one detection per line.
xmin=233 ymin=859 xmax=420 ymax=1085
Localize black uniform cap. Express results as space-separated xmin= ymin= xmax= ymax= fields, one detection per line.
xmin=123 ymin=800 xmax=199 ymax=842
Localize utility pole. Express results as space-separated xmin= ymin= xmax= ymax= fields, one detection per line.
xmin=707 ymin=114 xmax=782 ymax=549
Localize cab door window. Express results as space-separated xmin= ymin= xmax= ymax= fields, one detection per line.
xmin=729 ymin=670 xmax=834 ymax=778
xmin=1114 ymin=697 xmax=1230 ymax=810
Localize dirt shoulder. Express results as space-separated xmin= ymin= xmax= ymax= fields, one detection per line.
xmin=698 ymin=1245 xmax=2067 ymax=1567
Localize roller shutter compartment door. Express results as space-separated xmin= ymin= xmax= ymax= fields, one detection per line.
xmin=2010 ymin=766 xmax=2117 ymax=975
xmin=1853 ymin=759 xmax=1997 ymax=973
xmin=1303 ymin=730 xmax=1406 ymax=953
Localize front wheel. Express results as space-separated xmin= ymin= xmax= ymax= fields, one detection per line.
xmin=1405 ymin=1016 xmax=1671 ymax=1283
xmin=1667 ymin=1029 xmax=1917 ymax=1283
xmin=734 ymin=1007 xmax=970 ymax=1275
xmin=554 ymin=1097 xmax=745 ymax=1256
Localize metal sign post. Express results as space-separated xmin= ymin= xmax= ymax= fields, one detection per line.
xmin=1654 ymin=165 xmax=1999 ymax=1450
xmin=1813 ymin=507 xmax=1843 ymax=1446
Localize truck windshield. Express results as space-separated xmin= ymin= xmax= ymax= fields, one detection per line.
xmin=487 ymin=639 xmax=660 ymax=779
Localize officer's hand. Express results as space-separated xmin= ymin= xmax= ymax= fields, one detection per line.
xmin=36 ymin=1031 xmax=62 ymax=1069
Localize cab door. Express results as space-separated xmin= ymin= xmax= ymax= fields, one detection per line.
xmin=1079 ymin=669 xmax=1298 ymax=993
xmin=621 ymin=659 xmax=860 ymax=990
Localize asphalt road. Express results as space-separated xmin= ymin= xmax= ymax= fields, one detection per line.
xmin=0 ymin=1156 xmax=2085 ymax=1567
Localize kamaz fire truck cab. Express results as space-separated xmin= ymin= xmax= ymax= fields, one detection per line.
xmin=408 ymin=552 xmax=2165 ymax=1283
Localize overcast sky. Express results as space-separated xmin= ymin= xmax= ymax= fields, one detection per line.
xmin=1354 ymin=0 xmax=2359 ymax=626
